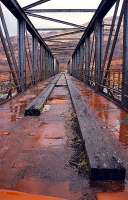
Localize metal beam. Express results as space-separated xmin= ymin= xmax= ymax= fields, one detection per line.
xmin=26 ymin=12 xmax=85 ymax=29
xmin=37 ymin=28 xmax=85 ymax=31
xmin=103 ymin=1 xmax=125 ymax=85
xmin=122 ymin=0 xmax=128 ymax=107
xmin=26 ymin=9 xmax=96 ymax=13
xmin=19 ymin=20 xmax=26 ymax=91
xmin=1 ymin=0 xmax=52 ymax=54
xmin=95 ymin=19 xmax=103 ymax=90
xmin=45 ymin=38 xmax=80 ymax=41
xmin=23 ymin=0 xmax=51 ymax=10
xmin=101 ymin=0 xmax=120 ymax=83
xmin=44 ymin=30 xmax=84 ymax=40
xmin=32 ymin=37 xmax=38 ymax=84
xmin=0 ymin=4 xmax=19 ymax=79
xmin=73 ymin=0 xmax=117 ymax=54
xmin=0 ymin=24 xmax=19 ymax=90
xmin=85 ymin=38 xmax=90 ymax=83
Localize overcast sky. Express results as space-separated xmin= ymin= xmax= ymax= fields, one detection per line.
xmin=1 ymin=0 xmax=121 ymax=36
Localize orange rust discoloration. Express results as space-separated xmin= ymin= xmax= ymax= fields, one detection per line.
xmin=14 ymin=177 xmax=81 ymax=200
xmin=97 ymin=192 xmax=128 ymax=200
xmin=74 ymin=79 xmax=128 ymax=147
xmin=0 ymin=190 xmax=66 ymax=200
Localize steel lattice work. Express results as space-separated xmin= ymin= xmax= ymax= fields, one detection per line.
xmin=68 ymin=0 xmax=128 ymax=109
xmin=0 ymin=0 xmax=59 ymax=101
xmin=0 ymin=0 xmax=128 ymax=110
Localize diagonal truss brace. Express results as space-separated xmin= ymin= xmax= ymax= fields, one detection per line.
xmin=26 ymin=12 xmax=85 ymax=29
xmin=23 ymin=0 xmax=51 ymax=10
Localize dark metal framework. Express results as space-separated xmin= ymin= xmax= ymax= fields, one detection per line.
xmin=25 ymin=9 xmax=96 ymax=13
xmin=1 ymin=0 xmax=127 ymax=110
xmin=26 ymin=12 xmax=85 ymax=29
xmin=69 ymin=0 xmax=128 ymax=109
xmin=0 ymin=0 xmax=59 ymax=93
xmin=23 ymin=0 xmax=51 ymax=10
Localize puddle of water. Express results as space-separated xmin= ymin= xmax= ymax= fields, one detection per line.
xmin=36 ymin=123 xmax=67 ymax=147
xmin=49 ymin=95 xmax=68 ymax=105
xmin=49 ymin=99 xmax=68 ymax=105
xmin=41 ymin=138 xmax=66 ymax=147
xmin=78 ymin=84 xmax=128 ymax=147
xmin=0 ymin=131 xmax=11 ymax=136
xmin=49 ymin=96 xmax=68 ymax=101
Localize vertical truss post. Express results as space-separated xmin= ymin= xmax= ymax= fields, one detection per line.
xmin=79 ymin=44 xmax=84 ymax=81
xmin=18 ymin=19 xmax=26 ymax=91
xmin=83 ymin=42 xmax=86 ymax=82
xmin=52 ymin=56 xmax=54 ymax=76
xmin=122 ymin=0 xmax=128 ymax=108
xmin=43 ymin=47 xmax=46 ymax=80
xmin=47 ymin=52 xmax=50 ymax=78
xmin=37 ymin=45 xmax=41 ymax=82
xmin=85 ymin=37 xmax=90 ymax=84
xmin=50 ymin=54 xmax=52 ymax=76
xmin=77 ymin=48 xmax=80 ymax=79
xmin=75 ymin=51 xmax=78 ymax=78
xmin=73 ymin=55 xmax=75 ymax=76
xmin=32 ymin=37 xmax=38 ymax=84
xmin=75 ymin=53 xmax=77 ymax=78
xmin=45 ymin=49 xmax=47 ymax=79
xmin=0 ymin=4 xmax=19 ymax=82
xmin=71 ymin=56 xmax=74 ymax=76
xmin=0 ymin=25 xmax=19 ymax=90
xmin=74 ymin=52 xmax=76 ymax=77
xmin=78 ymin=47 xmax=80 ymax=79
xmin=71 ymin=56 xmax=73 ymax=76
xmin=40 ymin=44 xmax=43 ymax=81
xmin=74 ymin=54 xmax=75 ymax=77
xmin=95 ymin=19 xmax=103 ymax=91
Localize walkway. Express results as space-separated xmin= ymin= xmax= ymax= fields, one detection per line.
xmin=0 ymin=74 xmax=128 ymax=200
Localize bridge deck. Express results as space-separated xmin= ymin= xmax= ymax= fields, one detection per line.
xmin=0 ymin=74 xmax=127 ymax=199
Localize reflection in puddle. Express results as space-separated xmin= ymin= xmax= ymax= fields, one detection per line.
xmin=36 ymin=123 xmax=67 ymax=147
xmin=40 ymin=138 xmax=66 ymax=147
xmin=0 ymin=131 xmax=11 ymax=136
xmin=49 ymin=95 xmax=68 ymax=105
xmin=78 ymin=85 xmax=128 ymax=147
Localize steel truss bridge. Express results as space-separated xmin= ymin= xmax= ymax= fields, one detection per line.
xmin=0 ymin=0 xmax=128 ymax=110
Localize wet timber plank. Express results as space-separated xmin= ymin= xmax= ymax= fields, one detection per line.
xmin=24 ymin=74 xmax=61 ymax=116
xmin=65 ymin=74 xmax=125 ymax=181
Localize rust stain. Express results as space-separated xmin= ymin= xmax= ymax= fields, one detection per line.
xmin=0 ymin=189 xmax=66 ymax=200
xmin=97 ymin=192 xmax=128 ymax=200
xmin=49 ymin=99 xmax=68 ymax=105
xmin=36 ymin=123 xmax=67 ymax=147
xmin=78 ymin=84 xmax=128 ymax=146
xmin=14 ymin=177 xmax=81 ymax=200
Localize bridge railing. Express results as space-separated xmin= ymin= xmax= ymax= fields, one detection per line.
xmin=69 ymin=0 xmax=128 ymax=109
xmin=0 ymin=0 xmax=59 ymax=101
